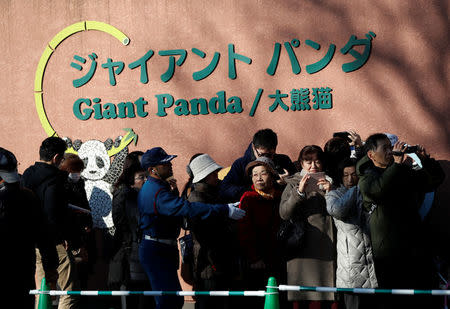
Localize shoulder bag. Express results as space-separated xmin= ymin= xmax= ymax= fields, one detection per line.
xmin=277 ymin=218 xmax=305 ymax=261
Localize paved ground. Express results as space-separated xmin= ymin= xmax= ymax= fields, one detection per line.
xmin=183 ymin=302 xmax=195 ymax=309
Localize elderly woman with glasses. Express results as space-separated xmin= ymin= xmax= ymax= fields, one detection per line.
xmin=238 ymin=156 xmax=284 ymax=308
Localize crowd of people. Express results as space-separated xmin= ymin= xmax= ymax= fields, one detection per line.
xmin=0 ymin=128 xmax=447 ymax=309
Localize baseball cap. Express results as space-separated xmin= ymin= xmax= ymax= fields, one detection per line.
xmin=190 ymin=154 xmax=223 ymax=183
xmin=0 ymin=148 xmax=20 ymax=183
xmin=141 ymin=147 xmax=177 ymax=170
xmin=384 ymin=133 xmax=399 ymax=146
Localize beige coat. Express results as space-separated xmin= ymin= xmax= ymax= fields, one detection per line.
xmin=279 ymin=170 xmax=336 ymax=301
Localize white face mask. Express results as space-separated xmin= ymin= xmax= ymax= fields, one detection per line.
xmin=68 ymin=173 xmax=81 ymax=182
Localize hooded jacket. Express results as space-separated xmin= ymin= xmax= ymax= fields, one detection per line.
xmin=220 ymin=143 xmax=296 ymax=202
xmin=22 ymin=162 xmax=71 ymax=244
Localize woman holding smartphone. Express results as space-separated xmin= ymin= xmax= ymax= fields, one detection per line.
xmin=280 ymin=145 xmax=338 ymax=309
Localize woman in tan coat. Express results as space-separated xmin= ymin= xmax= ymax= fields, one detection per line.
xmin=280 ymin=145 xmax=338 ymax=309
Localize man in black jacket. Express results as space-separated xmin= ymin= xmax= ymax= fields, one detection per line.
xmin=22 ymin=137 xmax=79 ymax=309
xmin=219 ymin=128 xmax=296 ymax=202
xmin=0 ymin=147 xmax=58 ymax=308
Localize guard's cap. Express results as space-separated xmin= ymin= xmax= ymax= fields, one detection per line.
xmin=141 ymin=147 xmax=177 ymax=170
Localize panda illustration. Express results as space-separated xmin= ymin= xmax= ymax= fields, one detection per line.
xmin=65 ymin=137 xmax=128 ymax=233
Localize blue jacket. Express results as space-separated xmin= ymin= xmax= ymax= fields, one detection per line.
xmin=138 ymin=177 xmax=228 ymax=239
xmin=219 ymin=143 xmax=296 ymax=202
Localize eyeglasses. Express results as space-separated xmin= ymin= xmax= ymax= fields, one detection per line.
xmin=252 ymin=171 xmax=269 ymax=178
xmin=254 ymin=148 xmax=275 ymax=158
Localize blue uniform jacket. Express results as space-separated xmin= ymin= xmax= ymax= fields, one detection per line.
xmin=138 ymin=177 xmax=228 ymax=239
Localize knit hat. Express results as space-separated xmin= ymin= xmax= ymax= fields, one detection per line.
xmin=245 ymin=156 xmax=277 ymax=177
xmin=0 ymin=147 xmax=20 ymax=183
xmin=190 ymin=154 xmax=223 ymax=183
xmin=141 ymin=147 xmax=177 ymax=170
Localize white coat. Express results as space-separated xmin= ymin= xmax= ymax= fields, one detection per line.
xmin=325 ymin=185 xmax=378 ymax=288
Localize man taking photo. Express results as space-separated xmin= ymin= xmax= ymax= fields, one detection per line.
xmin=356 ymin=133 xmax=444 ymax=309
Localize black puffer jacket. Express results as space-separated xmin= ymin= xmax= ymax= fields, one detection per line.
xmin=0 ymin=182 xmax=58 ymax=274
xmin=22 ymin=162 xmax=72 ymax=245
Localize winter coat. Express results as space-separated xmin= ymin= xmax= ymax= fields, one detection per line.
xmin=325 ymin=185 xmax=377 ymax=288
xmin=113 ymin=185 xmax=135 ymax=250
xmin=0 ymin=182 xmax=58 ymax=280
xmin=356 ymin=155 xmax=445 ymax=260
xmin=64 ymin=178 xmax=92 ymax=250
xmin=187 ymin=182 xmax=236 ymax=286
xmin=238 ymin=186 xmax=282 ymax=271
xmin=219 ymin=143 xmax=296 ymax=202
xmin=22 ymin=162 xmax=73 ymax=245
xmin=356 ymin=155 xmax=445 ymax=290
xmin=279 ymin=170 xmax=336 ymax=301
xmin=112 ymin=184 xmax=147 ymax=282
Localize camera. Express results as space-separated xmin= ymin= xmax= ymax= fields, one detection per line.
xmin=333 ymin=131 xmax=352 ymax=143
xmin=274 ymin=165 xmax=285 ymax=175
xmin=405 ymin=145 xmax=419 ymax=153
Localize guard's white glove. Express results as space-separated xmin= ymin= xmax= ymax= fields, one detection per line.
xmin=227 ymin=202 xmax=245 ymax=220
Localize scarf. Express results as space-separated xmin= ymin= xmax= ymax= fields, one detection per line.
xmin=255 ymin=187 xmax=275 ymax=200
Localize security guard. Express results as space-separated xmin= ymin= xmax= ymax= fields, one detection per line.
xmin=138 ymin=147 xmax=245 ymax=309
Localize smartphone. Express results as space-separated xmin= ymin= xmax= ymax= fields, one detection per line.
xmin=304 ymin=172 xmax=325 ymax=193
xmin=333 ymin=131 xmax=351 ymax=143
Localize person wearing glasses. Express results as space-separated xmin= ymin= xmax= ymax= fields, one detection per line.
xmin=238 ymin=156 xmax=285 ymax=308
xmin=110 ymin=151 xmax=155 ymax=309
xmin=220 ymin=128 xmax=296 ymax=202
